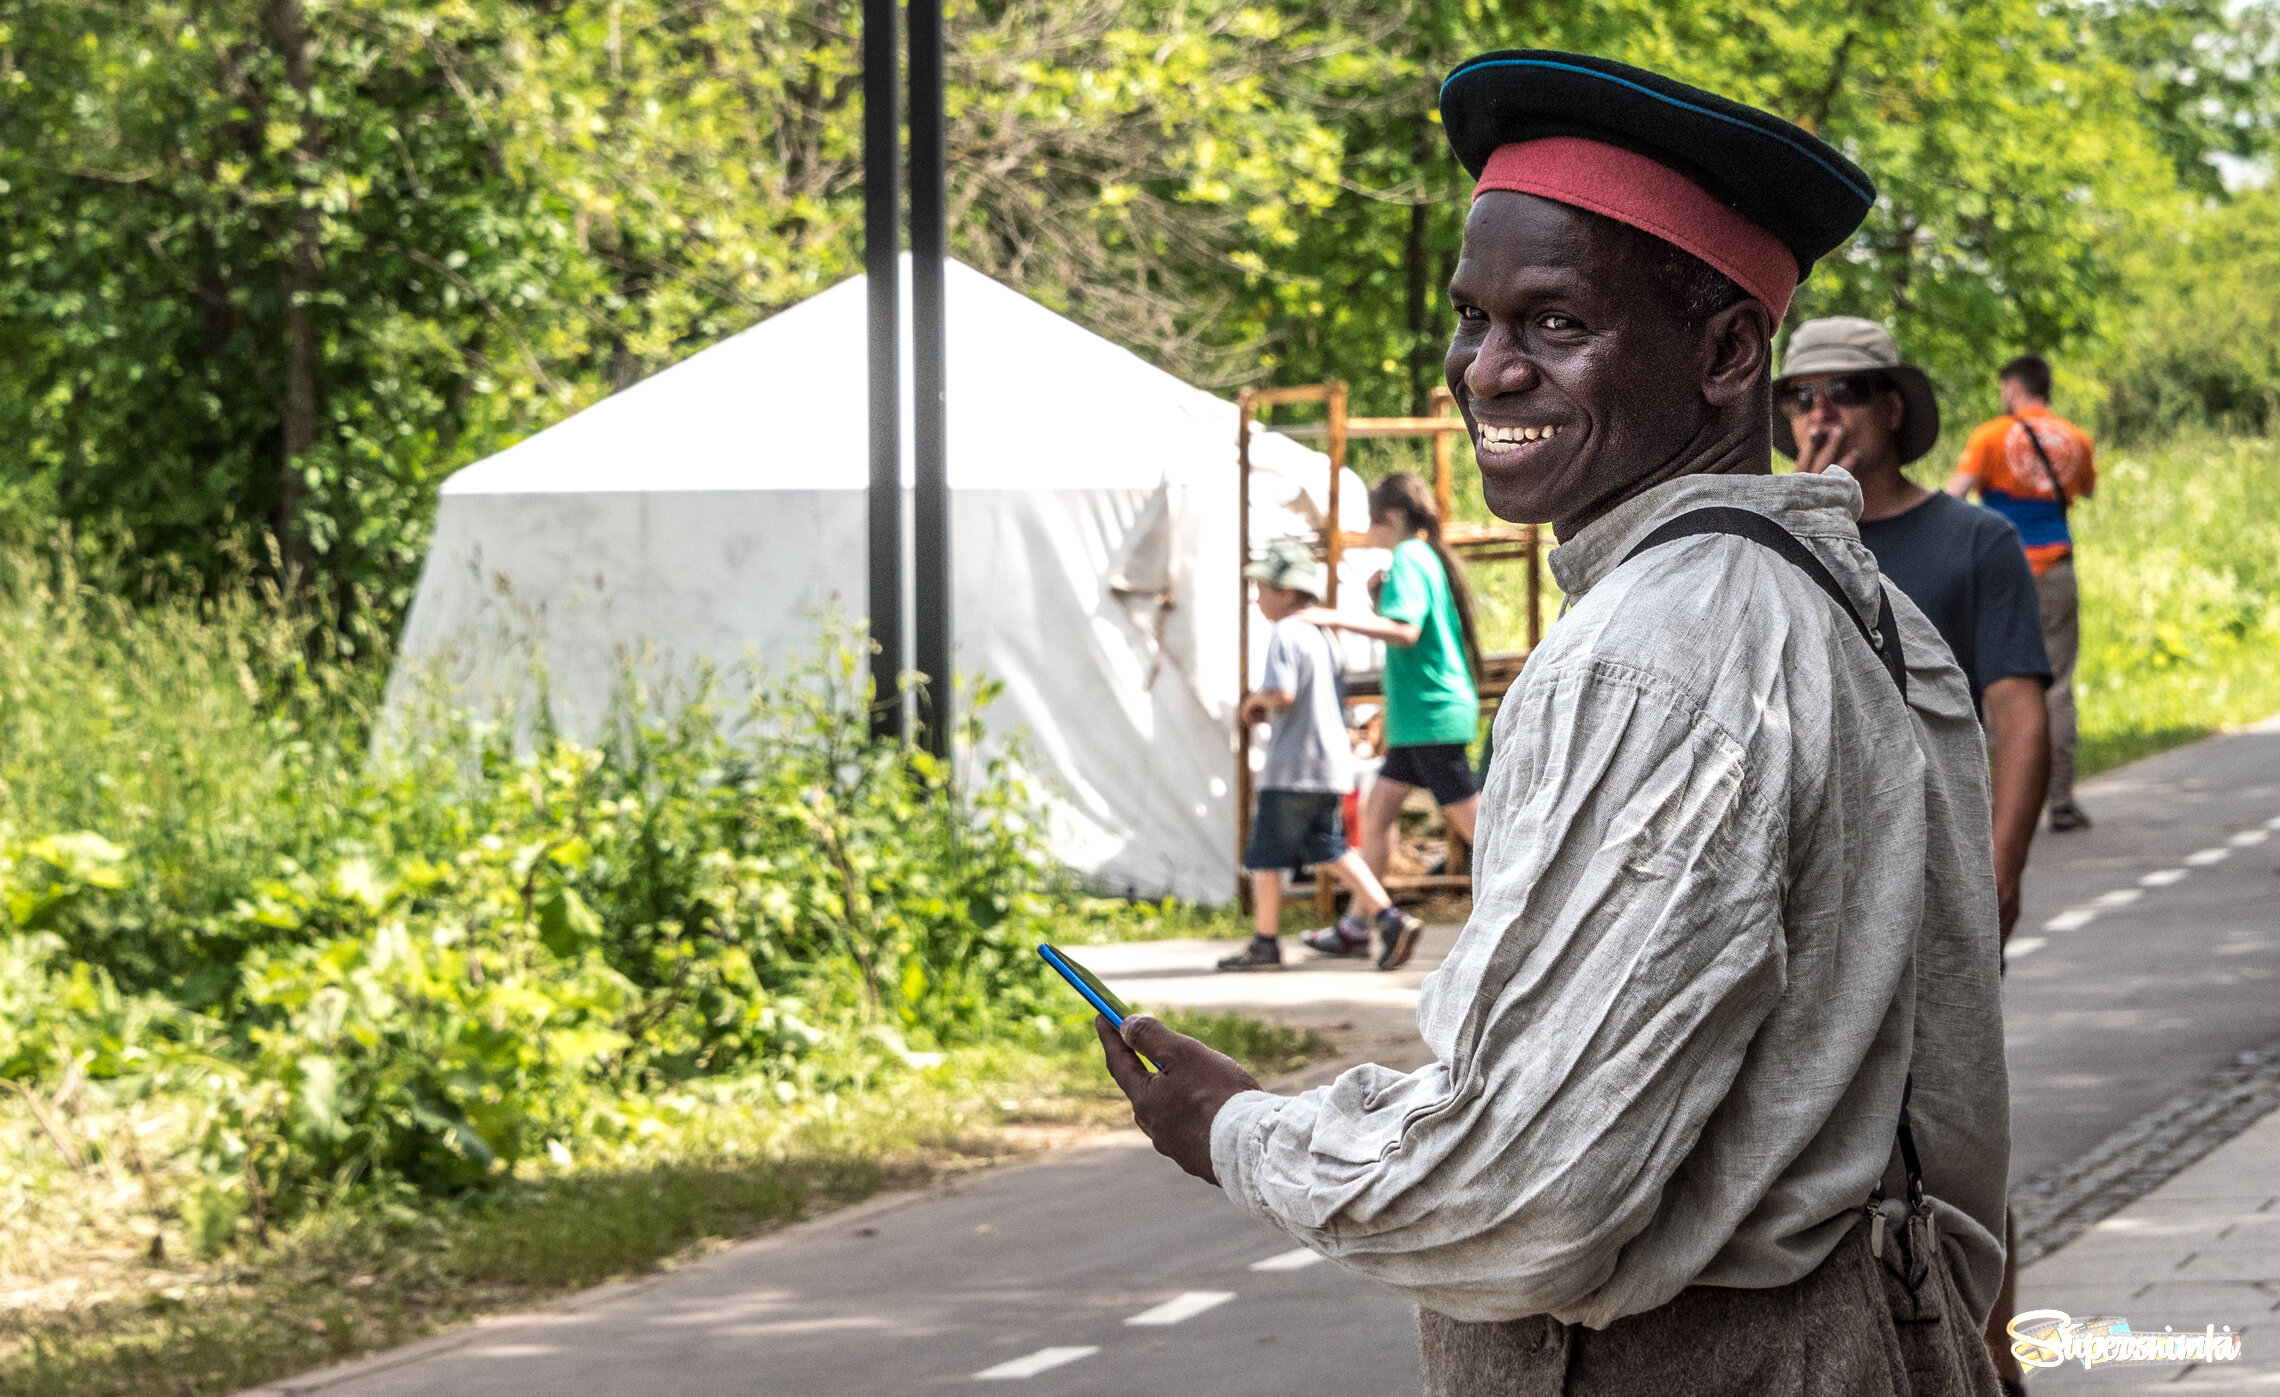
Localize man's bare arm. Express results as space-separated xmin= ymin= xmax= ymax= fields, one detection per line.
xmin=1982 ymin=674 xmax=2051 ymax=942
xmin=1944 ymin=468 xmax=1977 ymax=499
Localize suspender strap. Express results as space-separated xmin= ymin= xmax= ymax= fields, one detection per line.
xmin=1618 ymin=504 xmax=1926 ymax=1223
xmin=1620 ymin=506 xmax=1908 ymax=700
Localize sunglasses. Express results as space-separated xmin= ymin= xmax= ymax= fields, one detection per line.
xmin=1774 ymin=374 xmax=1892 ymax=414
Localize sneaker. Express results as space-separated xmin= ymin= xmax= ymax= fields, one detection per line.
xmin=1375 ymin=907 xmax=1425 ymax=971
xmin=1300 ymin=915 xmax=1372 ymax=958
xmin=2048 ymin=802 xmax=2092 ymax=833
xmin=1216 ymin=937 xmax=1285 ymax=972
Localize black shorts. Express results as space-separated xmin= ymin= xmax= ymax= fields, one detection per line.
xmin=1377 ymin=742 xmax=1479 ymax=807
xmin=1244 ymin=790 xmax=1348 ymax=871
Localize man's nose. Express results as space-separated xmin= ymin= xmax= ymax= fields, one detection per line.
xmin=1463 ymin=323 xmax=1540 ymax=401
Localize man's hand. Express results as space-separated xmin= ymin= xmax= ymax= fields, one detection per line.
xmin=1096 ymin=1015 xmax=1259 ymax=1185
xmin=1797 ymin=424 xmax=1859 ymax=476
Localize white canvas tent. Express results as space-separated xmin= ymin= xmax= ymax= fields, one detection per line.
xmin=390 ymin=258 xmax=1376 ymax=903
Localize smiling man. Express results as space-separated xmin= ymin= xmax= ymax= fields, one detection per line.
xmin=1097 ymin=52 xmax=2008 ymax=1396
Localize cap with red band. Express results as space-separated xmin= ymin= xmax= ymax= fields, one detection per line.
xmin=1474 ymin=137 xmax=1802 ymax=320
xmin=1439 ymin=50 xmax=1875 ymax=312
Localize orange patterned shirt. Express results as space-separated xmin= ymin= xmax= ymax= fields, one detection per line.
xmin=1953 ymin=407 xmax=2096 ymax=575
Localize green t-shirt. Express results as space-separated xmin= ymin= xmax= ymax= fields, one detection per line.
xmin=1377 ymin=538 xmax=1477 ymax=747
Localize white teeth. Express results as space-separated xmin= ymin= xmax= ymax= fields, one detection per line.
xmin=1480 ymin=425 xmax=1557 ymax=447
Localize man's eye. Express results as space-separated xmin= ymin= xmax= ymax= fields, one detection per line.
xmin=1455 ymin=304 xmax=1489 ymax=324
xmin=1538 ymin=313 xmax=1579 ymax=330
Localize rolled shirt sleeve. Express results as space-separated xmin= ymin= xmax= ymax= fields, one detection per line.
xmin=1212 ymin=655 xmax=1788 ymax=1323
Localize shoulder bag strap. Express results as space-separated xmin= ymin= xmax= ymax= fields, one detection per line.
xmin=1618 ymin=505 xmax=1926 ymax=1232
xmin=2012 ymin=414 xmax=2070 ymax=514
xmin=1620 ymin=505 xmax=1907 ymax=700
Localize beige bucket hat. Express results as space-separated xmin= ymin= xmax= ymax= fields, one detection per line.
xmin=1772 ymin=316 xmax=1941 ymax=465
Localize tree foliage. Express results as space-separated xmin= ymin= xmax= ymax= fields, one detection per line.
xmin=0 ymin=0 xmax=2274 ymax=621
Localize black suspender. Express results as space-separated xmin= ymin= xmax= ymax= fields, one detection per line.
xmin=1619 ymin=505 xmax=1930 ymax=1275
xmin=1621 ymin=505 xmax=1908 ymax=699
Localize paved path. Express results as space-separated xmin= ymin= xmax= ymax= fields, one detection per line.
xmin=2015 ymin=1103 xmax=2280 ymax=1390
xmin=245 ymin=721 xmax=2280 ymax=1396
xmin=2002 ymin=718 xmax=2280 ymax=1184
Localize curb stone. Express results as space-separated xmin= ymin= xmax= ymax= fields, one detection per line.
xmin=2011 ymin=1040 xmax=2280 ymax=1267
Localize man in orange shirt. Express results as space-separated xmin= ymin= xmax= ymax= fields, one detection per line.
xmin=1948 ymin=354 xmax=2097 ymax=832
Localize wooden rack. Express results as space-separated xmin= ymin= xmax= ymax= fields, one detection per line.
xmin=1234 ymin=383 xmax=1547 ymax=913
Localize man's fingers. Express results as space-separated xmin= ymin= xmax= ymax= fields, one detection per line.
xmin=1095 ymin=1014 xmax=1154 ymax=1097
xmin=1121 ymin=1014 xmax=1203 ymax=1069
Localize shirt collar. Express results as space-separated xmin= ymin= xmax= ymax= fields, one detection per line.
xmin=1547 ymin=468 xmax=1866 ymax=601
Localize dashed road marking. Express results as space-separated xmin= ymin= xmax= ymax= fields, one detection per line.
xmin=975 ymin=1347 xmax=1099 ymax=1380
xmin=2045 ymin=909 xmax=2098 ymax=933
xmin=2185 ymin=848 xmax=2231 ymax=867
xmin=1250 ymin=1248 xmax=1325 ymax=1272
xmin=2007 ymin=936 xmax=2049 ymax=960
xmin=2266 ymin=814 xmax=2280 ymax=831
xmin=2094 ymin=888 xmax=2145 ymax=909
xmin=2230 ymin=829 xmax=2270 ymax=848
xmin=1125 ymin=1291 xmax=1235 ymax=1326
xmin=2140 ymin=868 xmax=2189 ymax=887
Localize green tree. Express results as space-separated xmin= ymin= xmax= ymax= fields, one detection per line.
xmin=0 ymin=1 xmax=591 ymax=626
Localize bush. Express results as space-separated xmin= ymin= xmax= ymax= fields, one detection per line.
xmin=0 ymin=545 xmax=1087 ymax=1248
xmin=2103 ymin=187 xmax=2280 ymax=438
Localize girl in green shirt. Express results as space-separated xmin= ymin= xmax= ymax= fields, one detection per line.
xmin=1298 ymin=474 xmax=1482 ymax=968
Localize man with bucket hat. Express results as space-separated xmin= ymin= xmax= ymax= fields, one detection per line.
xmin=1092 ymin=51 xmax=2008 ymax=1396
xmin=1779 ymin=318 xmax=2052 ymax=1397
xmin=1776 ymin=316 xmax=2051 ymax=947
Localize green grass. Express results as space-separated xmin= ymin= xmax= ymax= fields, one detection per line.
xmin=1162 ymin=1010 xmax=1335 ymax=1078
xmin=0 ymin=1016 xmax=1336 ymax=1397
xmin=2064 ymin=433 xmax=2280 ymax=774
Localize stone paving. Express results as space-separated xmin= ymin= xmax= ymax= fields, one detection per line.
xmin=2014 ymin=1104 xmax=2280 ymax=1392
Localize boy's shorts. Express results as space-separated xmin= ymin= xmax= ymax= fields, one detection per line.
xmin=1244 ymin=789 xmax=1347 ymax=871
xmin=1378 ymin=742 xmax=1479 ymax=807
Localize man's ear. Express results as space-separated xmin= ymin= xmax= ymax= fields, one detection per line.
xmin=1701 ymin=299 xmax=1775 ymax=408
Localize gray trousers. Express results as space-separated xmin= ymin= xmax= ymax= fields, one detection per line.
xmin=2036 ymin=558 xmax=2080 ymax=811
xmin=1417 ymin=1215 xmax=2000 ymax=1397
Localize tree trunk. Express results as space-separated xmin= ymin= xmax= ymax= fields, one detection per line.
xmin=1405 ymin=117 xmax=1435 ymax=413
xmin=265 ymin=0 xmax=321 ymax=590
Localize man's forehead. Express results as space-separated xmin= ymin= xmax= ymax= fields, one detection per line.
xmin=1459 ymin=192 xmax=1657 ymax=274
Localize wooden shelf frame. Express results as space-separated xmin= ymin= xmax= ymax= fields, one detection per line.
xmin=1234 ymin=383 xmax=1548 ymax=911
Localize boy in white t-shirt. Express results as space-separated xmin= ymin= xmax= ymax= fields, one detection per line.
xmin=1220 ymin=540 xmax=1423 ymax=972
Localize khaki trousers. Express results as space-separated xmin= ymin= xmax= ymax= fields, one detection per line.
xmin=1417 ymin=1216 xmax=2001 ymax=1397
xmin=2036 ymin=558 xmax=2080 ymax=811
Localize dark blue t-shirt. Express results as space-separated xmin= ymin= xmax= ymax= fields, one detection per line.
xmin=1858 ymin=492 xmax=2051 ymax=706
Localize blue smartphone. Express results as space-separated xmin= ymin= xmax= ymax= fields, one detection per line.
xmin=1037 ymin=943 xmax=1134 ymax=1025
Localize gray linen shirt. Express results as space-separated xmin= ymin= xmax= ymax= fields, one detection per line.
xmin=1210 ymin=470 xmax=2010 ymax=1329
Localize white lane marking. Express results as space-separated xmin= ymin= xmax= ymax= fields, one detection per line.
xmin=2006 ymin=937 xmax=2048 ymax=960
xmin=1250 ymin=1248 xmax=1325 ymax=1272
xmin=2140 ymin=868 xmax=2189 ymax=887
xmin=2044 ymin=909 xmax=2097 ymax=933
xmin=2230 ymin=829 xmax=2270 ymax=848
xmin=2266 ymin=814 xmax=2280 ymax=831
xmin=2185 ymin=847 xmax=2231 ymax=867
xmin=975 ymin=1347 xmax=1100 ymax=1380
xmin=1125 ymin=1291 xmax=1236 ymax=1326
xmin=2093 ymin=888 xmax=2144 ymax=909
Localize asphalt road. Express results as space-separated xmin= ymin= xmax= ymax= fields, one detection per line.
xmin=251 ymin=720 xmax=2280 ymax=1397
